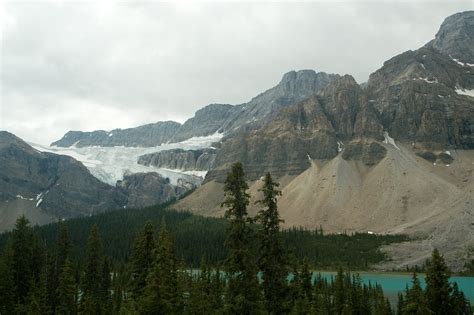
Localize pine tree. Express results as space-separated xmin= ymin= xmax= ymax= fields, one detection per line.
xmin=140 ymin=222 xmax=182 ymax=314
xmin=129 ymin=221 xmax=155 ymax=300
xmin=402 ymin=272 xmax=430 ymax=315
xmin=334 ymin=268 xmax=346 ymax=315
xmin=10 ymin=216 xmax=36 ymax=305
xmin=450 ymin=283 xmax=472 ymax=315
xmin=222 ymin=162 xmax=264 ymax=314
xmin=186 ymin=259 xmax=213 ymax=314
xmin=256 ymin=172 xmax=289 ymax=314
xmin=48 ymin=223 xmax=72 ymax=314
xmin=21 ymin=269 xmax=51 ymax=315
xmin=56 ymin=258 xmax=78 ymax=315
xmin=0 ymin=250 xmax=15 ymax=314
xmin=425 ymin=249 xmax=452 ymax=315
xmin=100 ymin=257 xmax=113 ymax=314
xmin=81 ymin=224 xmax=104 ymax=314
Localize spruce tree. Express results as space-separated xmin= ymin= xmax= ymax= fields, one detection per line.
xmin=334 ymin=268 xmax=346 ymax=315
xmin=402 ymin=272 xmax=430 ymax=315
xmin=222 ymin=162 xmax=264 ymax=314
xmin=100 ymin=257 xmax=113 ymax=314
xmin=81 ymin=224 xmax=104 ymax=314
xmin=56 ymin=258 xmax=78 ymax=315
xmin=48 ymin=223 xmax=72 ymax=313
xmin=129 ymin=221 xmax=155 ymax=300
xmin=256 ymin=172 xmax=289 ymax=314
xmin=425 ymin=249 xmax=452 ymax=315
xmin=0 ymin=253 xmax=15 ymax=314
xmin=140 ymin=222 xmax=182 ymax=314
xmin=10 ymin=216 xmax=36 ymax=305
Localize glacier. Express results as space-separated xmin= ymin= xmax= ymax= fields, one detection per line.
xmin=31 ymin=133 xmax=223 ymax=186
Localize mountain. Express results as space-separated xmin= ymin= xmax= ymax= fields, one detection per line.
xmin=52 ymin=121 xmax=181 ymax=147
xmin=52 ymin=70 xmax=339 ymax=147
xmin=6 ymin=11 xmax=473 ymax=270
xmin=175 ymin=11 xmax=474 ymax=270
xmin=0 ymin=131 xmax=196 ymax=231
xmin=0 ymin=131 xmax=126 ymax=231
xmin=428 ymin=11 xmax=474 ymax=64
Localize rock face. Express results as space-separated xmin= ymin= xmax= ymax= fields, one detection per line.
xmin=51 ymin=121 xmax=181 ymax=147
xmin=116 ymin=172 xmax=192 ymax=209
xmin=365 ymin=12 xmax=474 ymax=150
xmin=176 ymin=11 xmax=474 ymax=270
xmin=207 ymin=75 xmax=385 ymax=181
xmin=0 ymin=131 xmax=127 ymax=220
xmin=172 ymin=70 xmax=340 ymax=142
xmin=138 ymin=149 xmax=217 ymax=171
xmin=170 ymin=104 xmax=234 ymax=142
xmin=429 ymin=11 xmax=474 ymax=64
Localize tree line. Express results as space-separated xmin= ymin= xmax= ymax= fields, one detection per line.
xmin=0 ymin=162 xmax=471 ymax=314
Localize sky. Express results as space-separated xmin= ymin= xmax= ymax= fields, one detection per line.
xmin=0 ymin=0 xmax=472 ymax=145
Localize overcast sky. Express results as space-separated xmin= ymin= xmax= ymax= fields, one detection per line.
xmin=0 ymin=1 xmax=472 ymax=145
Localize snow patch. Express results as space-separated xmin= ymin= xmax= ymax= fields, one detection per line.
xmin=445 ymin=150 xmax=451 ymax=156
xmin=337 ymin=140 xmax=344 ymax=153
xmin=36 ymin=198 xmax=43 ymax=208
xmin=307 ymin=154 xmax=311 ymax=161
xmin=383 ymin=132 xmax=400 ymax=150
xmin=420 ymin=63 xmax=426 ymax=70
xmin=413 ymin=77 xmax=438 ymax=84
xmin=455 ymin=88 xmax=474 ymax=97
xmin=16 ymin=195 xmax=34 ymax=201
xmin=108 ymin=133 xmax=113 ymax=137
xmin=451 ymin=56 xmax=474 ymax=67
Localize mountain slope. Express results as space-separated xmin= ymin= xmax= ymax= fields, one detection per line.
xmin=52 ymin=121 xmax=181 ymax=147
xmin=0 ymin=131 xmax=126 ymax=231
xmin=176 ymin=11 xmax=474 ymax=270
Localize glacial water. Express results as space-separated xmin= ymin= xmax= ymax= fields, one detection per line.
xmin=313 ymin=272 xmax=474 ymax=304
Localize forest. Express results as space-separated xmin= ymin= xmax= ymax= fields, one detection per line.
xmin=0 ymin=163 xmax=471 ymax=314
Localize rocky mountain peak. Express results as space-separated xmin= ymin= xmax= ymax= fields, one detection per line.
xmin=429 ymin=10 xmax=474 ymax=63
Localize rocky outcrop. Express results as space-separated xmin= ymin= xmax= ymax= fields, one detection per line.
xmin=170 ymin=104 xmax=234 ymax=142
xmin=205 ymin=74 xmax=387 ymax=182
xmin=51 ymin=121 xmax=181 ymax=147
xmin=366 ymin=46 xmax=474 ymax=150
xmin=428 ymin=11 xmax=474 ymax=64
xmin=138 ymin=149 xmax=217 ymax=171
xmin=415 ymin=150 xmax=454 ymax=164
xmin=116 ymin=172 xmax=193 ymax=208
xmin=342 ymin=141 xmax=387 ymax=166
xmin=0 ymin=131 xmax=127 ymax=219
xmin=206 ymin=96 xmax=339 ymax=182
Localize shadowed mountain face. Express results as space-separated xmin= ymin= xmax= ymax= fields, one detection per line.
xmin=0 ymin=131 xmax=197 ymax=231
xmin=0 ymin=131 xmax=127 ymax=220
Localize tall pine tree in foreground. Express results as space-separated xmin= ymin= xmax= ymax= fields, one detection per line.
xmin=425 ymin=249 xmax=452 ymax=315
xmin=222 ymin=162 xmax=264 ymax=314
xmin=10 ymin=215 xmax=37 ymax=305
xmin=56 ymin=258 xmax=77 ymax=315
xmin=256 ymin=172 xmax=289 ymax=314
xmin=81 ymin=224 xmax=106 ymax=314
xmin=140 ymin=221 xmax=182 ymax=315
xmin=129 ymin=221 xmax=156 ymax=301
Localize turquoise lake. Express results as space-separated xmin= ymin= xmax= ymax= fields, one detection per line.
xmin=313 ymin=272 xmax=474 ymax=304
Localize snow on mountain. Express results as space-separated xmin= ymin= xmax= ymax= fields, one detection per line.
xmin=31 ymin=133 xmax=223 ymax=186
